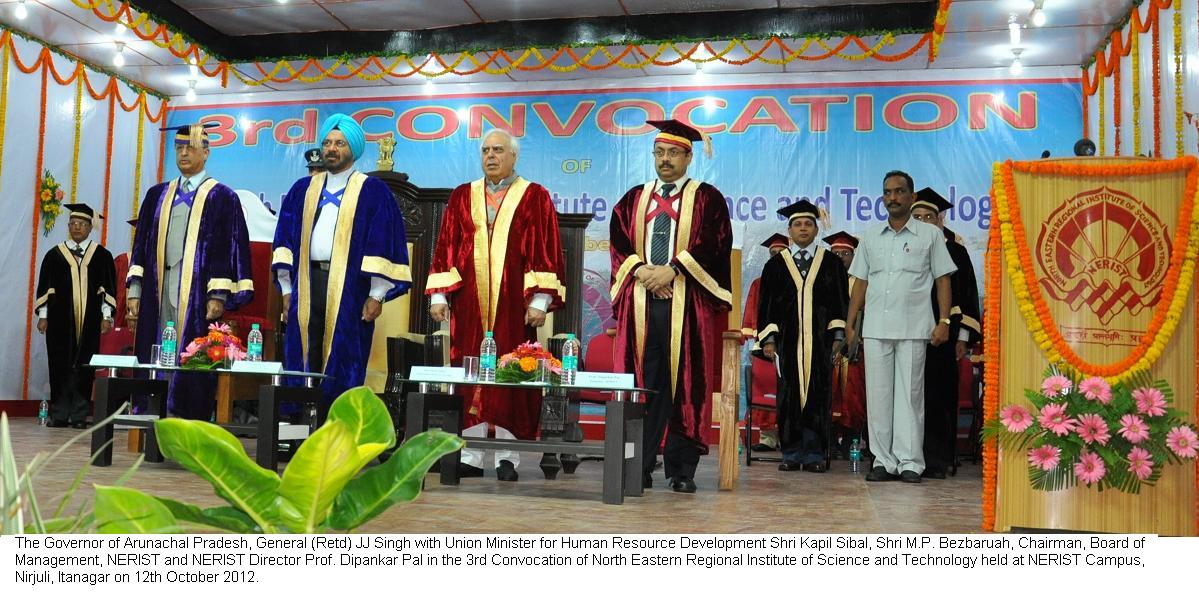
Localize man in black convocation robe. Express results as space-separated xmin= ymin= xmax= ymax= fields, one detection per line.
xmin=912 ymin=188 xmax=982 ymax=478
xmin=34 ymin=203 xmax=116 ymax=427
xmin=754 ymin=200 xmax=848 ymax=471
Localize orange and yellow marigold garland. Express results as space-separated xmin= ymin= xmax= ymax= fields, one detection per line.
xmin=991 ymin=158 xmax=1199 ymax=382
xmin=981 ymin=199 xmax=1003 ymax=531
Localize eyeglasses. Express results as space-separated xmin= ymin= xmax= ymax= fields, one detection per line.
xmin=652 ymin=148 xmax=688 ymax=159
xmin=322 ymin=139 xmax=349 ymax=149
xmin=832 ymin=250 xmax=854 ymax=258
xmin=911 ymin=212 xmax=939 ymax=223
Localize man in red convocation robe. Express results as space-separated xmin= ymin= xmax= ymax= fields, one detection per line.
xmin=911 ymin=188 xmax=981 ymax=479
xmin=742 ymin=233 xmax=788 ymax=451
xmin=754 ymin=201 xmax=848 ymax=472
xmin=127 ymin=123 xmax=254 ymax=420
xmin=610 ymin=119 xmax=733 ymax=493
xmin=273 ymin=114 xmax=411 ymax=406
xmin=427 ymin=129 xmax=566 ymax=482
xmin=825 ymin=230 xmax=868 ymax=455
xmin=35 ymin=203 xmax=116 ymax=427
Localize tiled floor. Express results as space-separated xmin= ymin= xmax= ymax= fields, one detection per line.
xmin=5 ymin=418 xmax=984 ymax=533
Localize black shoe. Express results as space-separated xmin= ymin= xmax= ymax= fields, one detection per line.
xmin=751 ymin=443 xmax=776 ymax=452
xmin=922 ymin=467 xmax=947 ymax=479
xmin=70 ymin=421 xmax=89 ymax=429
xmin=900 ymin=470 xmax=922 ymax=483
xmin=46 ymin=420 xmax=69 ymax=428
xmin=865 ymin=466 xmax=898 ymax=482
xmin=457 ymin=463 xmax=484 ymax=478
xmin=642 ymin=472 xmax=653 ymax=488
xmin=496 ymin=460 xmax=518 ymax=482
xmin=802 ymin=462 xmax=827 ymax=473
xmin=670 ymin=477 xmax=697 ymax=493
xmin=778 ymin=460 xmax=803 ymax=472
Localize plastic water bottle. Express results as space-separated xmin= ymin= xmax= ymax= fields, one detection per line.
xmin=849 ymin=436 xmax=862 ymax=473
xmin=561 ymin=333 xmax=580 ymax=385
xmin=308 ymin=403 xmax=320 ymax=433
xmin=479 ymin=331 xmax=497 ymax=382
xmin=38 ymin=399 xmax=49 ymax=426
xmin=160 ymin=321 xmax=177 ymax=367
xmin=246 ymin=324 xmax=264 ymax=362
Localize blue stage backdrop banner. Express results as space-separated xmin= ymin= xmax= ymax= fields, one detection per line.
xmin=171 ymin=77 xmax=1082 ymax=343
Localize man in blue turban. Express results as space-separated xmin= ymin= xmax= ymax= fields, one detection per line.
xmin=272 ymin=113 xmax=411 ymax=407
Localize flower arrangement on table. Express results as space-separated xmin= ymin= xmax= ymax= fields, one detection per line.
xmin=495 ymin=341 xmax=562 ymax=385
xmin=983 ymin=367 xmax=1198 ymax=494
xmin=180 ymin=323 xmax=247 ymax=369
xmin=39 ymin=169 xmax=66 ymax=236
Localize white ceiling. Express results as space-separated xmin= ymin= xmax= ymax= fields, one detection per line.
xmin=0 ymin=0 xmax=1133 ymax=98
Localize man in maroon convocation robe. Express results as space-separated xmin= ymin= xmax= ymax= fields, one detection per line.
xmin=742 ymin=233 xmax=789 ymax=451
xmin=273 ymin=114 xmax=411 ymax=406
xmin=127 ymin=123 xmax=253 ymax=420
xmin=825 ymin=231 xmax=868 ymax=451
xmin=911 ymin=188 xmax=981 ymax=479
xmin=35 ymin=203 xmax=116 ymax=427
xmin=610 ymin=119 xmax=732 ymax=493
xmin=427 ymin=129 xmax=566 ymax=482
xmin=754 ymin=201 xmax=848 ymax=472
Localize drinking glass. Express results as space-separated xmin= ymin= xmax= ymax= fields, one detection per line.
xmin=462 ymin=356 xmax=480 ymax=382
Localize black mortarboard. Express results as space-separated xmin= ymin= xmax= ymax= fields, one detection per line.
xmin=777 ymin=199 xmax=820 ymax=224
xmin=760 ymin=233 xmax=789 ymax=249
xmin=160 ymin=122 xmax=219 ymax=148
xmin=126 ymin=217 xmax=138 ymax=227
xmin=913 ymin=187 xmax=952 ymax=213
xmin=64 ymin=203 xmax=102 ymax=221
xmin=646 ymin=119 xmax=712 ymax=157
xmin=304 ymin=148 xmax=324 ymax=168
xmin=823 ymin=231 xmax=859 ymax=250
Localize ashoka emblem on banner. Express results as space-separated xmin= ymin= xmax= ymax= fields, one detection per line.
xmin=1036 ymin=186 xmax=1171 ymax=326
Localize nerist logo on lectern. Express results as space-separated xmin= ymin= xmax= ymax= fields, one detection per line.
xmin=1036 ymin=186 xmax=1170 ymax=326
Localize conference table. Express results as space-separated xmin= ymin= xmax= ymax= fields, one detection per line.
xmin=88 ymin=362 xmax=325 ymax=471
xmin=399 ymin=372 xmax=651 ymax=505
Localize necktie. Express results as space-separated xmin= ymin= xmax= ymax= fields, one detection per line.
xmin=650 ymin=183 xmax=676 ymax=265
xmin=796 ymin=249 xmax=811 ymax=277
xmin=173 ymin=180 xmax=197 ymax=207
xmin=70 ymin=244 xmax=84 ymax=261
xmin=182 ymin=180 xmax=192 ymax=193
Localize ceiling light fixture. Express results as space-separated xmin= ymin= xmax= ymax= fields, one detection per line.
xmin=1010 ymin=48 xmax=1024 ymax=75
xmin=1031 ymin=0 xmax=1047 ymax=27
xmin=185 ymin=79 xmax=197 ymax=103
xmin=112 ymin=42 xmax=126 ymax=68
xmin=15 ymin=0 xmax=28 ymax=21
xmin=1008 ymin=16 xmax=1022 ymax=46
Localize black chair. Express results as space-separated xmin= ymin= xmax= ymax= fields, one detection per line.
xmin=744 ymin=358 xmax=782 ymax=465
xmin=380 ymin=332 xmax=448 ymax=438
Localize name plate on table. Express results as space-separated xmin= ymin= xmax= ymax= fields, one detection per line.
xmin=89 ymin=354 xmax=139 ymax=368
xmin=409 ymin=366 xmax=464 ymax=383
xmin=574 ymin=372 xmax=635 ymax=389
xmin=230 ymin=361 xmax=284 ymax=374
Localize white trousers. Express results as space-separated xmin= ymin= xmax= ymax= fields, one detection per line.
xmin=459 ymin=422 xmax=520 ymax=468
xmin=864 ymin=338 xmax=927 ymax=475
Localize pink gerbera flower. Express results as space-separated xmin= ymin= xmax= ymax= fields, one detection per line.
xmin=1132 ymin=387 xmax=1167 ymax=417
xmin=1078 ymin=377 xmax=1112 ymax=404
xmin=1038 ymin=403 xmax=1077 ymax=436
xmin=1074 ymin=451 xmax=1106 ymax=485
xmin=1040 ymin=374 xmax=1073 ymax=397
xmin=1126 ymin=447 xmax=1153 ymax=480
xmin=1027 ymin=445 xmax=1061 ymax=471
xmin=1076 ymin=413 xmax=1110 ymax=446
xmin=1000 ymin=404 xmax=1034 ymax=433
xmin=1165 ymin=426 xmax=1199 ymax=459
xmin=1118 ymin=414 xmax=1150 ymax=444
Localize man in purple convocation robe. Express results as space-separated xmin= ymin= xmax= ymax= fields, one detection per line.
xmin=126 ymin=123 xmax=254 ymax=420
xmin=272 ymin=114 xmax=410 ymax=405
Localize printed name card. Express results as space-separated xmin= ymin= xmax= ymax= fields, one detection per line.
xmin=574 ymin=372 xmax=635 ymax=389
xmin=230 ymin=361 xmax=285 ymax=374
xmin=89 ymin=354 xmax=139 ymax=368
xmin=408 ymin=366 xmax=465 ymax=383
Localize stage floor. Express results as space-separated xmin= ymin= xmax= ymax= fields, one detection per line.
xmin=7 ymin=418 xmax=984 ymax=534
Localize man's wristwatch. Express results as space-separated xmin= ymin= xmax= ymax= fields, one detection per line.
xmin=939 ymin=318 xmax=951 ymax=326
